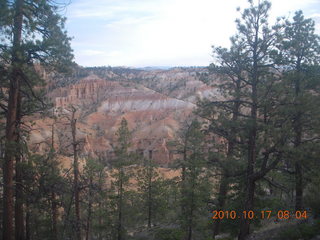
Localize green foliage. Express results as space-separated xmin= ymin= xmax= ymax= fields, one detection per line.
xmin=305 ymin=173 xmax=320 ymax=218
xmin=154 ymin=228 xmax=184 ymax=240
xmin=81 ymin=156 xmax=108 ymax=239
xmin=106 ymin=118 xmax=139 ymax=239
xmin=280 ymin=10 xmax=320 ymax=66
xmin=173 ymin=120 xmax=214 ymax=239
xmin=114 ymin=118 xmax=133 ymax=166
xmin=0 ymin=0 xmax=74 ymax=67
xmin=17 ymin=153 xmax=68 ymax=240
xmin=1 ymin=3 xmax=74 ymax=237
xmin=136 ymin=156 xmax=169 ymax=227
xmin=198 ymin=1 xmax=320 ymax=238
xmin=276 ymin=10 xmax=320 ymax=213
xmin=279 ymin=220 xmax=320 ymax=240
xmin=0 ymin=0 xmax=74 ymax=118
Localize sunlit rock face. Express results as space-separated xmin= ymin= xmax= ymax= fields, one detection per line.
xmin=30 ymin=67 xmax=218 ymax=166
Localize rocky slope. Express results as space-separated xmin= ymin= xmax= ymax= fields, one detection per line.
xmin=30 ymin=66 xmax=218 ymax=166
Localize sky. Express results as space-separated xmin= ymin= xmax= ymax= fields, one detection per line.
xmin=64 ymin=0 xmax=320 ymax=67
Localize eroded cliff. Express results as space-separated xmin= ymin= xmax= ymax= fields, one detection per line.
xmin=29 ymin=67 xmax=217 ymax=166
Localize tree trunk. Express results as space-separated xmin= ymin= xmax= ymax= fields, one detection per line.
xmin=51 ymin=123 xmax=58 ymax=240
xmin=186 ymin=173 xmax=196 ymax=240
xmin=26 ymin=201 xmax=31 ymax=240
xmin=98 ymin=201 xmax=102 ymax=239
xmin=295 ymin=162 xmax=303 ymax=210
xmin=239 ymin=25 xmax=259 ymax=238
xmin=147 ymin=157 xmax=152 ymax=228
xmin=117 ymin=169 xmax=124 ymax=240
xmin=85 ymin=175 xmax=93 ymax=240
xmin=97 ymin=168 xmax=104 ymax=239
xmin=294 ymin=116 xmax=303 ymax=211
xmin=71 ymin=107 xmax=81 ymax=240
xmin=3 ymin=0 xmax=23 ymax=239
xmin=15 ymin=91 xmax=25 ymax=240
xmin=15 ymin=155 xmax=25 ymax=240
xmin=294 ymin=64 xmax=303 ymax=211
xmin=213 ymin=82 xmax=240 ymax=239
xmin=181 ymin=144 xmax=188 ymax=238
xmin=238 ymin=92 xmax=257 ymax=239
xmin=213 ymin=176 xmax=228 ymax=238
xmin=238 ymin=179 xmax=255 ymax=240
xmin=51 ymin=192 xmax=58 ymax=240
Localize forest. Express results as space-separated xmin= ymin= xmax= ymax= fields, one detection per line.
xmin=0 ymin=0 xmax=320 ymax=240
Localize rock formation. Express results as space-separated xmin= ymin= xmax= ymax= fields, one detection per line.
xmin=29 ymin=67 xmax=217 ymax=166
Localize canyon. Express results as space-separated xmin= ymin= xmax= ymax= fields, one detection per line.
xmin=29 ymin=66 xmax=218 ymax=166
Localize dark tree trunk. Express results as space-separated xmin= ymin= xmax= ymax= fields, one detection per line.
xmin=295 ymin=162 xmax=303 ymax=210
xmin=213 ymin=82 xmax=240 ymax=239
xmin=71 ymin=107 xmax=81 ymax=240
xmin=117 ymin=169 xmax=124 ymax=240
xmin=294 ymin=63 xmax=303 ymax=211
xmin=50 ymin=123 xmax=58 ymax=240
xmin=3 ymin=0 xmax=23 ymax=239
xmin=238 ymin=180 xmax=255 ymax=240
xmin=239 ymin=23 xmax=259 ymax=239
xmin=186 ymin=173 xmax=196 ymax=240
xmin=97 ymin=167 xmax=104 ymax=239
xmin=213 ymin=176 xmax=228 ymax=238
xmin=51 ymin=192 xmax=58 ymax=240
xmin=98 ymin=201 xmax=102 ymax=240
xmin=15 ymin=91 xmax=25 ymax=240
xmin=26 ymin=201 xmax=31 ymax=240
xmin=147 ymin=156 xmax=152 ymax=228
xmin=85 ymin=175 xmax=93 ymax=240
xmin=238 ymin=91 xmax=257 ymax=239
xmin=15 ymin=155 xmax=25 ymax=240
xmin=181 ymin=144 xmax=188 ymax=237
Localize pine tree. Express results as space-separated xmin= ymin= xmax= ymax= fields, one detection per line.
xmin=82 ymin=156 xmax=106 ymax=240
xmin=200 ymin=1 xmax=293 ymax=239
xmin=277 ymin=11 xmax=320 ymax=211
xmin=197 ymin=33 xmax=246 ymax=238
xmin=16 ymin=146 xmax=66 ymax=239
xmin=112 ymin=118 xmax=133 ymax=240
xmin=180 ymin=120 xmax=210 ymax=240
xmin=136 ymin=155 xmax=157 ymax=228
xmin=170 ymin=119 xmax=212 ymax=239
xmin=136 ymin=150 xmax=171 ymax=229
xmin=0 ymin=1 xmax=73 ymax=239
xmin=70 ymin=106 xmax=82 ymax=240
xmin=49 ymin=117 xmax=59 ymax=240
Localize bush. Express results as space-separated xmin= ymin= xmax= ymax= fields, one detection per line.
xmin=279 ymin=220 xmax=320 ymax=240
xmin=305 ymin=175 xmax=320 ymax=218
xmin=154 ymin=228 xmax=184 ymax=240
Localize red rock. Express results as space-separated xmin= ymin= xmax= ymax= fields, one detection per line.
xmin=29 ymin=67 xmax=218 ymax=166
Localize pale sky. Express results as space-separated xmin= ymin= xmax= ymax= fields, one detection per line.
xmin=65 ymin=0 xmax=320 ymax=67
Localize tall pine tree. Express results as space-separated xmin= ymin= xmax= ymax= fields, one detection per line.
xmin=112 ymin=118 xmax=133 ymax=240
xmin=0 ymin=1 xmax=73 ymax=239
xmin=200 ymin=1 xmax=293 ymax=239
xmin=277 ymin=10 xmax=320 ymax=211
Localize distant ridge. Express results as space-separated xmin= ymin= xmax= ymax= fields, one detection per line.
xmin=135 ymin=66 xmax=173 ymax=71
xmin=134 ymin=66 xmax=207 ymax=71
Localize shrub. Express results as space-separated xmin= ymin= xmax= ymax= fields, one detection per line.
xmin=154 ymin=228 xmax=184 ymax=240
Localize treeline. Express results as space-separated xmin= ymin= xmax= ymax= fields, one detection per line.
xmin=198 ymin=1 xmax=320 ymax=239
xmin=1 ymin=0 xmax=320 ymax=240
